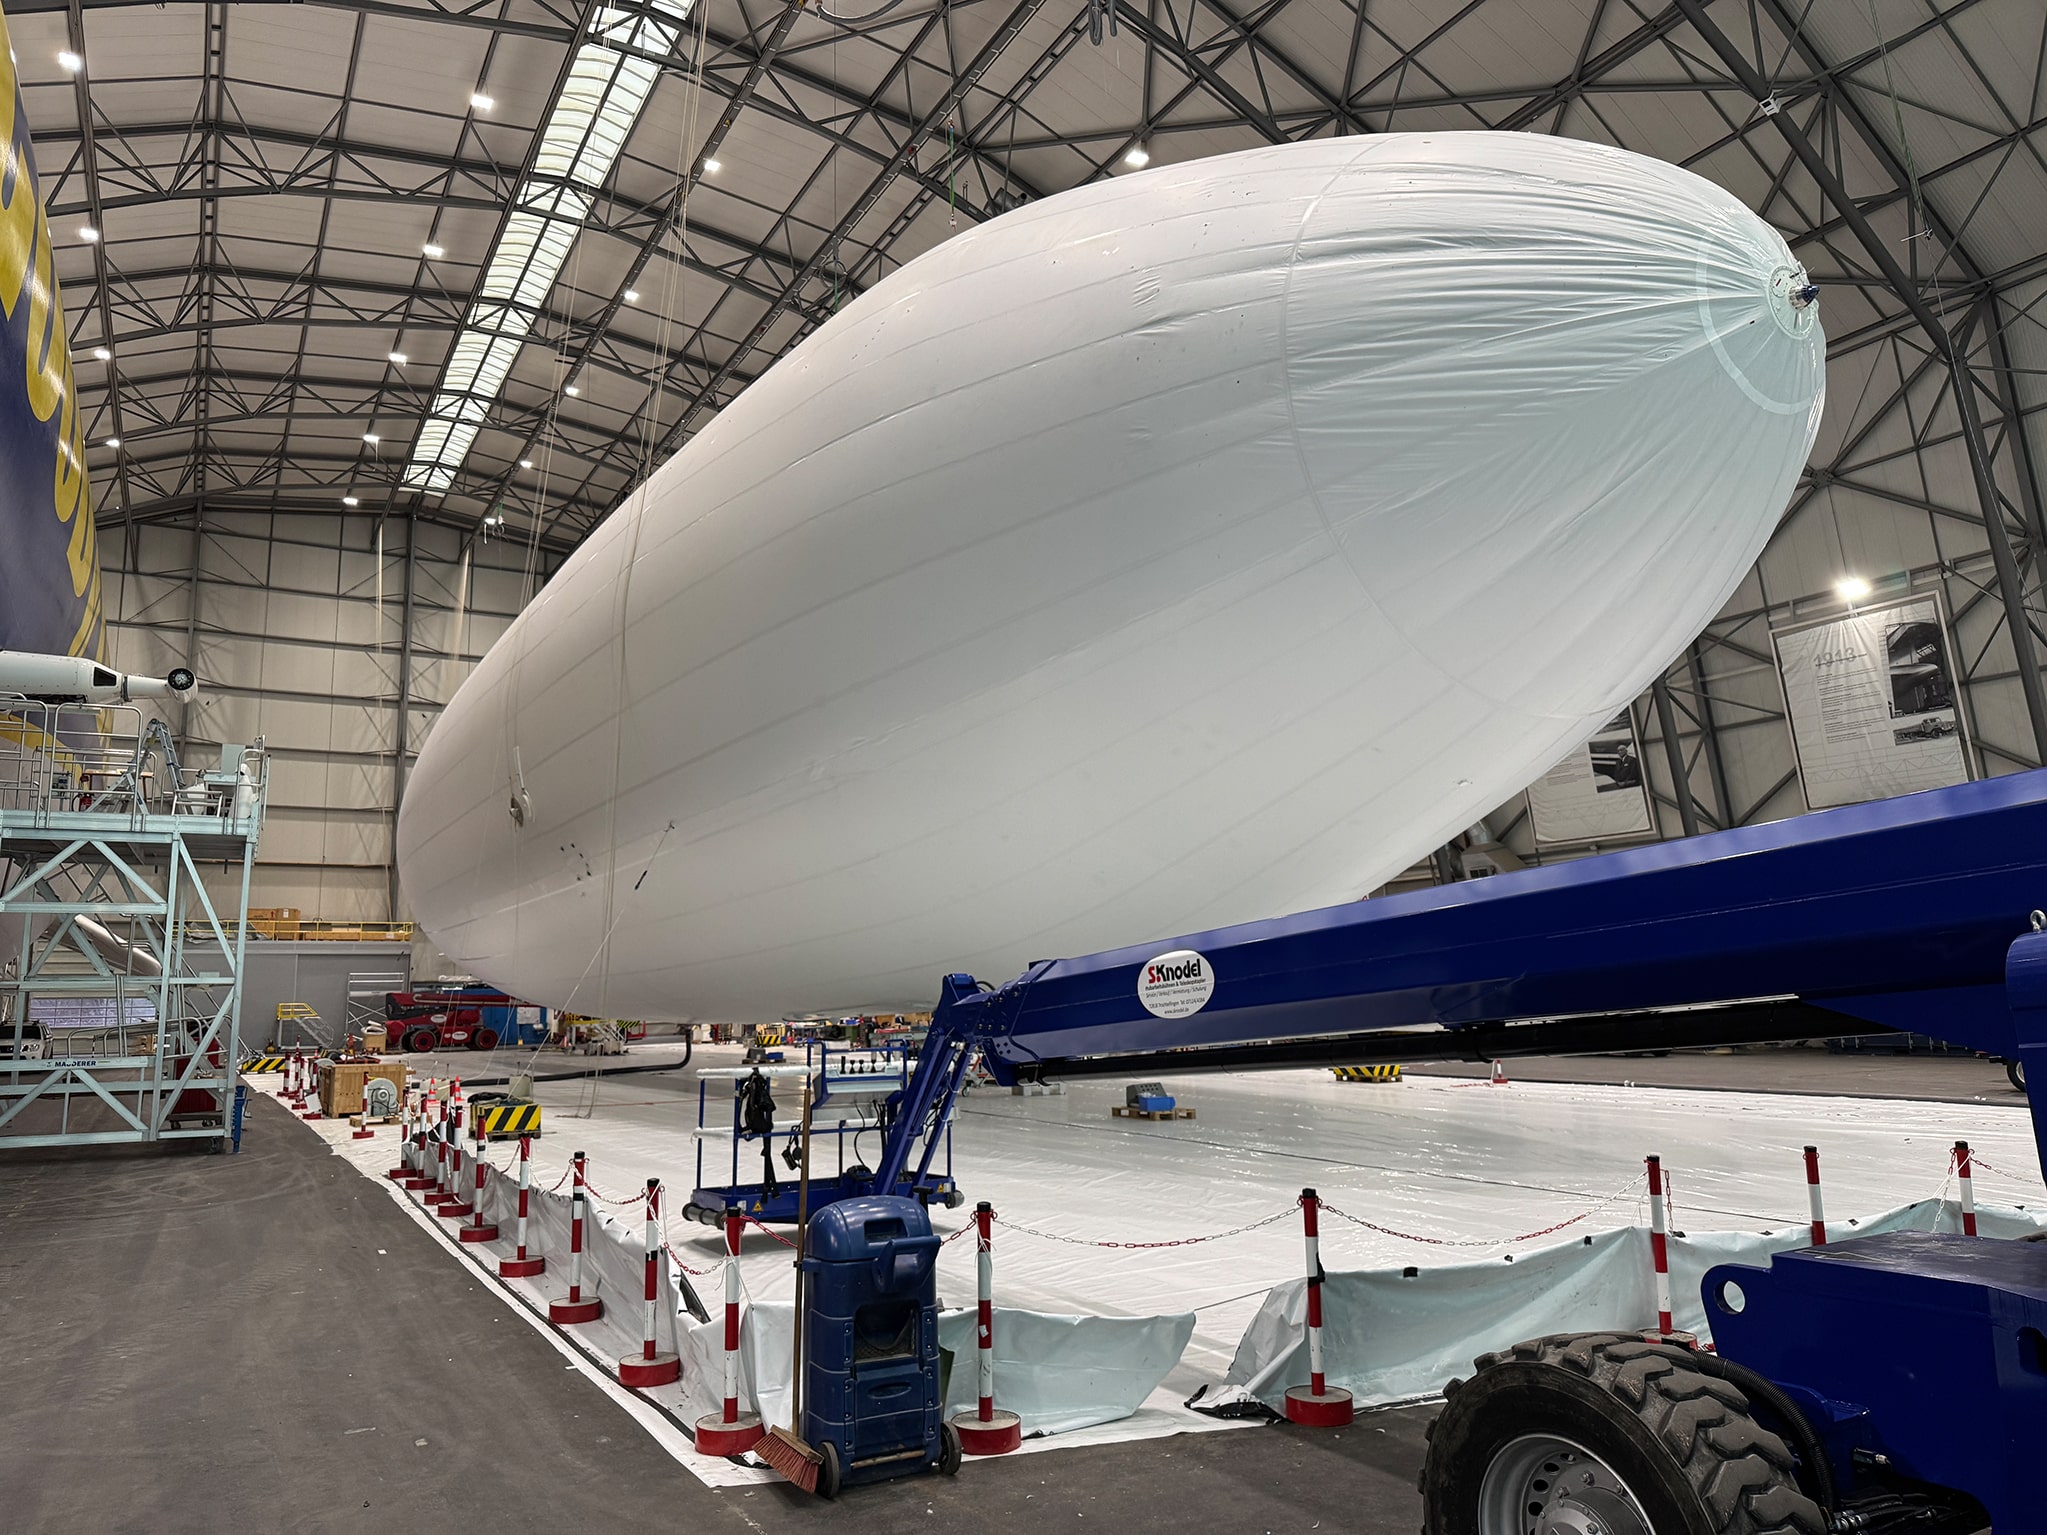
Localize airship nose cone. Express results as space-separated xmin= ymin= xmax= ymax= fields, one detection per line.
xmin=1278 ymin=134 xmax=1823 ymax=720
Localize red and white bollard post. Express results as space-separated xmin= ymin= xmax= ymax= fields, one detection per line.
xmin=281 ymin=1055 xmax=297 ymax=1101
xmin=387 ymin=1088 xmax=414 ymax=1180
xmin=1489 ymin=1059 xmax=1509 ymax=1087
xmin=351 ymin=1075 xmax=377 ymax=1139
xmin=1955 ymin=1141 xmax=1978 ymax=1236
xmin=405 ymin=1085 xmax=440 ymax=1191
xmin=1647 ymin=1155 xmax=1675 ymax=1335
xmin=424 ymin=1088 xmax=457 ymax=1206
xmin=458 ymin=1114 xmax=497 ymax=1242
xmin=951 ymin=1201 xmax=1022 ymax=1454
xmin=549 ymin=1152 xmax=604 ymax=1324
xmin=499 ymin=1135 xmax=546 ymax=1278
xmin=694 ymin=1205 xmax=763 ymax=1455
xmin=439 ymin=1084 xmax=475 ymax=1218
xmin=299 ymin=1055 xmax=324 ymax=1119
xmin=1283 ymin=1187 xmax=1354 ymax=1426
xmin=1803 ymin=1145 xmax=1827 ymax=1246
xmin=617 ymin=1178 xmax=681 ymax=1387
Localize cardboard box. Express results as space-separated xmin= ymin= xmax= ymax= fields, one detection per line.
xmin=363 ymin=1026 xmax=388 ymax=1053
xmin=318 ymin=1059 xmax=407 ymax=1117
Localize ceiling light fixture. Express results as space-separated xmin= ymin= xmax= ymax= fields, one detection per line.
xmin=1124 ymin=143 xmax=1150 ymax=168
xmin=623 ymin=289 xmax=639 ymax=304
xmin=1835 ymin=575 xmax=1872 ymax=603
xmin=564 ymin=384 xmax=580 ymax=396
xmin=484 ymin=513 xmax=503 ymax=526
xmin=57 ymin=50 xmax=81 ymax=73
xmin=78 ymin=225 xmax=99 ymax=242
xmin=105 ymin=437 xmax=120 ymax=448
xmin=703 ymin=157 xmax=721 ymax=174
xmin=389 ymin=351 xmax=408 ymax=365
xmin=93 ymin=346 xmax=111 ymax=361
xmin=519 ymin=459 xmax=534 ymax=470
xmin=406 ymin=0 xmax=695 ymax=494
xmin=343 ymin=495 xmax=360 ymax=506
xmin=470 ymin=92 xmax=495 ymax=112
xmin=363 ymin=432 xmax=380 ymax=444
xmin=423 ymin=243 xmax=445 ymax=259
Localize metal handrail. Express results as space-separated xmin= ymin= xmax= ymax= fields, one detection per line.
xmin=0 ymin=692 xmax=268 ymax=828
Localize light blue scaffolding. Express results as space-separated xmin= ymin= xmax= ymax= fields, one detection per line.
xmin=0 ymin=697 xmax=266 ymax=1150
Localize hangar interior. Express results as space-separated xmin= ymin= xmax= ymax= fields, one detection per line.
xmin=5 ymin=0 xmax=2047 ymax=1531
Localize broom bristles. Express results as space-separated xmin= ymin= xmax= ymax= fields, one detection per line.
xmin=757 ymin=1424 xmax=822 ymax=1493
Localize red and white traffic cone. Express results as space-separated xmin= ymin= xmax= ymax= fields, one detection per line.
xmin=1647 ymin=1155 xmax=1675 ymax=1335
xmin=1283 ymin=1187 xmax=1353 ymax=1426
xmin=951 ymin=1201 xmax=1022 ymax=1454
xmin=1490 ymin=1059 xmax=1509 ymax=1086
xmin=458 ymin=1116 xmax=497 ymax=1243
xmin=1954 ymin=1141 xmax=1978 ymax=1236
xmin=1803 ymin=1145 xmax=1827 ymax=1246
xmin=500 ymin=1135 xmax=546 ymax=1278
xmin=694 ymin=1205 xmax=762 ymax=1455
xmin=549 ymin=1152 xmax=604 ymax=1324
xmin=438 ymin=1087 xmax=475 ymax=1220
xmin=618 ymin=1178 xmax=681 ymax=1387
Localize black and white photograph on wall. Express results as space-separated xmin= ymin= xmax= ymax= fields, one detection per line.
xmin=1527 ymin=708 xmax=1655 ymax=845
xmin=1773 ymin=594 xmax=1971 ymax=810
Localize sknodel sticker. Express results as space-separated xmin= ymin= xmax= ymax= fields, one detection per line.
xmin=1137 ymin=949 xmax=1215 ymax=1019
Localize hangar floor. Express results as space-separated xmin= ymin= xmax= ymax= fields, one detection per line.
xmin=0 ymin=1099 xmax=1429 ymax=1535
xmin=3 ymin=1050 xmax=2033 ymax=1532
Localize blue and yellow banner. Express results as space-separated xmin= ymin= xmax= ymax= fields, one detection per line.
xmin=0 ymin=1 xmax=99 ymax=661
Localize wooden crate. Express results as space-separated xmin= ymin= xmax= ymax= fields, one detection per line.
xmin=1110 ymin=1104 xmax=1195 ymax=1121
xmin=318 ymin=1060 xmax=407 ymax=1117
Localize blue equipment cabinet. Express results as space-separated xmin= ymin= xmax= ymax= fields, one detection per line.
xmin=801 ymin=1196 xmax=961 ymax=1495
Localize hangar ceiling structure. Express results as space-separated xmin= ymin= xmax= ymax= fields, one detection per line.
xmin=17 ymin=0 xmax=2047 ymax=919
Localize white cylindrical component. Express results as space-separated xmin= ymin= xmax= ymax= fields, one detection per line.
xmin=0 ymin=650 xmax=196 ymax=704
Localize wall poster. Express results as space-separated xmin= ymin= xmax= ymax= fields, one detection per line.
xmin=1527 ymin=707 xmax=1655 ymax=846
xmin=1771 ymin=594 xmax=1971 ymax=810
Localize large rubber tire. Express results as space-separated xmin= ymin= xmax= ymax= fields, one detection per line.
xmin=2009 ymin=1057 xmax=2027 ymax=1094
xmin=404 ymin=1026 xmax=438 ymax=1053
xmin=1420 ymin=1333 xmax=1826 ymax=1535
xmin=471 ymin=1027 xmax=500 ymax=1051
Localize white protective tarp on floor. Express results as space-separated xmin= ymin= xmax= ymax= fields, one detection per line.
xmin=1218 ymin=1199 xmax=2047 ymax=1411
xmin=680 ymin=1303 xmax=1192 ymax=1439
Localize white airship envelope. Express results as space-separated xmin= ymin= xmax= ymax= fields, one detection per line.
xmin=399 ymin=132 xmax=1824 ymax=1022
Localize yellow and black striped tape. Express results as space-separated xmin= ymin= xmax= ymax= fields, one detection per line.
xmin=240 ymin=1055 xmax=292 ymax=1074
xmin=1332 ymin=1064 xmax=1402 ymax=1082
xmin=474 ymin=1100 xmax=543 ymax=1137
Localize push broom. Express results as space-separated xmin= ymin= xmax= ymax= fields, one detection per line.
xmin=755 ymin=1076 xmax=824 ymax=1492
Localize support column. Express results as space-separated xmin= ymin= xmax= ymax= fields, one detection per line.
xmin=1651 ymin=676 xmax=1699 ymax=837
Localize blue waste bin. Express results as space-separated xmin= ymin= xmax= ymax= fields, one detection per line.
xmin=802 ymin=1195 xmax=960 ymax=1494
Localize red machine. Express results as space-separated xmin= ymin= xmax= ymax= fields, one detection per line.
xmin=380 ymin=989 xmax=503 ymax=1052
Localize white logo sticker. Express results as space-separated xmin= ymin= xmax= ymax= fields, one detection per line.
xmin=1137 ymin=949 xmax=1215 ymax=1019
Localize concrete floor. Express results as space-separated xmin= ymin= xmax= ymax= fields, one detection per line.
xmin=0 ymin=1093 xmax=1427 ymax=1535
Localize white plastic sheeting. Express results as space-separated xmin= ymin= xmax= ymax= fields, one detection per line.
xmin=680 ymin=1303 xmax=1194 ymax=1439
xmin=1217 ymin=1199 xmax=2047 ymax=1413
xmin=400 ymin=132 xmax=1827 ymax=1023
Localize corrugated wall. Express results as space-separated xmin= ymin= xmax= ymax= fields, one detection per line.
xmin=102 ymin=511 xmax=556 ymax=921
